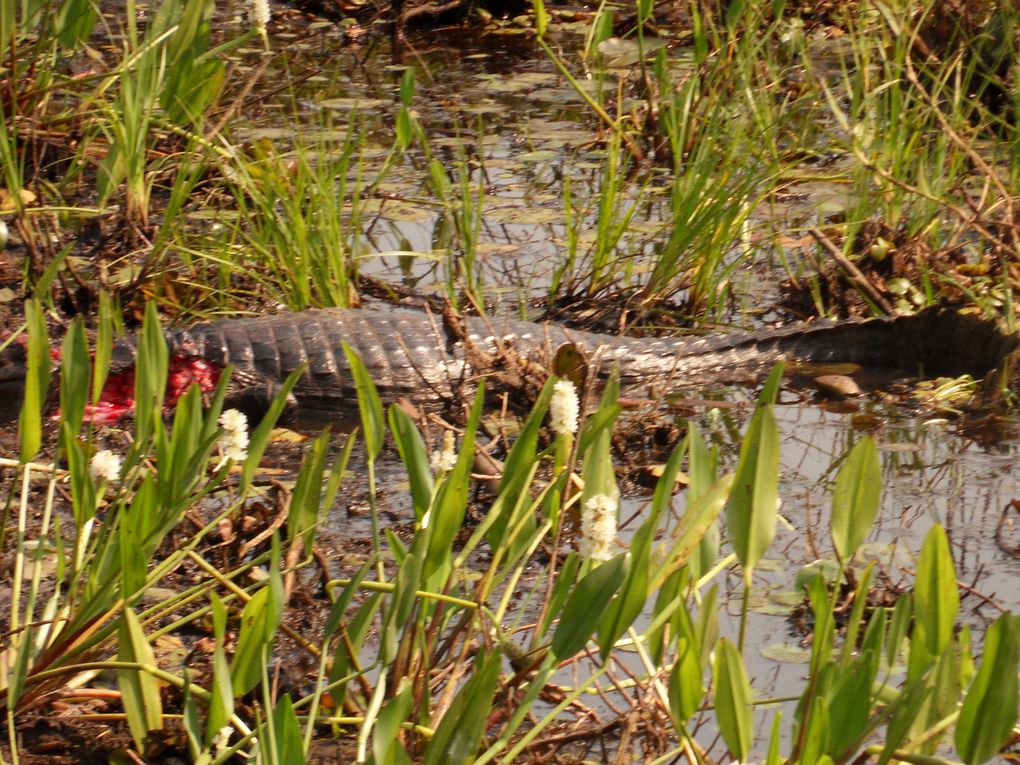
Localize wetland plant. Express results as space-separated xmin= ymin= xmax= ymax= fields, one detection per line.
xmin=2 ymin=308 xmax=1019 ymax=763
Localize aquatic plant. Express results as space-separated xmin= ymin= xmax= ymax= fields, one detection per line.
xmin=3 ymin=305 xmax=1019 ymax=763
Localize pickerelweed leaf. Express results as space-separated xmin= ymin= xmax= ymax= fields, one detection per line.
xmin=726 ymin=400 xmax=779 ymax=582
xmin=117 ymin=608 xmax=163 ymax=752
xmin=956 ymin=613 xmax=1019 ymax=765
xmin=831 ymin=435 xmax=881 ymax=561
xmin=714 ymin=638 xmax=753 ymax=761
xmin=551 ymin=554 xmax=628 ymax=661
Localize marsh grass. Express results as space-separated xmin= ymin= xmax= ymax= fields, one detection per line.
xmin=4 ymin=0 xmax=1020 ymax=761
xmin=3 ymin=308 xmax=1019 ymax=763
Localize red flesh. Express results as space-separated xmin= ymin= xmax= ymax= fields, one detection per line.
xmin=80 ymin=355 xmax=222 ymax=423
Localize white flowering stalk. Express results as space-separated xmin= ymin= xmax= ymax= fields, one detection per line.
xmin=430 ymin=430 xmax=457 ymax=475
xmin=251 ymin=0 xmax=270 ymax=34
xmin=549 ymin=379 xmax=580 ymax=436
xmin=89 ymin=449 xmax=122 ymax=483
xmin=218 ymin=409 xmax=250 ymax=463
xmin=579 ymin=493 xmax=617 ymax=562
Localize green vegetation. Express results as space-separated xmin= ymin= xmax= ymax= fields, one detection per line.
xmin=2 ymin=0 xmax=1020 ymax=762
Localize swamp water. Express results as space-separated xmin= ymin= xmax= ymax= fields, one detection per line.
xmin=237 ymin=11 xmax=1020 ymax=683
xmin=24 ymin=3 xmax=1015 ymax=759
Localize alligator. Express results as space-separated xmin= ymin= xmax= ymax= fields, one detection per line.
xmin=1 ymin=306 xmax=1017 ymax=423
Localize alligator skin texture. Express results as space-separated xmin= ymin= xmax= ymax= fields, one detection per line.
xmin=1 ymin=306 xmax=1016 ymax=422
xmin=113 ymin=306 xmax=1020 ymax=417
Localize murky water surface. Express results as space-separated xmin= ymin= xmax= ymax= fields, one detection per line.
xmin=93 ymin=4 xmax=1020 ymax=755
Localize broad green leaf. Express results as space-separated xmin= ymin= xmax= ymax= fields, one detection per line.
xmin=598 ymin=522 xmax=650 ymax=661
xmin=551 ymin=553 xmax=628 ymax=660
xmin=806 ymin=574 xmax=834 ymax=678
xmin=287 ymin=429 xmax=333 ymax=554
xmin=536 ymin=551 xmax=580 ymax=642
xmin=328 ymin=594 xmax=380 ymax=708
xmin=956 ymin=613 xmax=1019 ymax=765
xmin=59 ymin=319 xmax=89 ymax=438
xmin=92 ymin=292 xmax=114 ymax=405
xmin=886 ymin=594 xmax=912 ymax=670
xmin=382 ymin=536 xmax=426 ymax=664
xmin=652 ymin=474 xmax=734 ymax=590
xmin=134 ymin=301 xmax=169 ymax=446
xmin=205 ymin=594 xmax=234 ymax=745
xmin=120 ymin=476 xmax=155 ymax=597
xmin=880 ymin=674 xmax=934 ymax=765
xmin=231 ymin=557 xmax=283 ymax=697
xmin=388 ymin=404 xmax=434 ymax=522
xmin=713 ymin=638 xmax=753 ymax=762
xmin=910 ymin=525 xmax=958 ymax=679
xmin=269 ymin=694 xmax=303 ymax=765
xmin=117 ymin=608 xmax=163 ymax=751
xmin=840 ymin=562 xmax=875 ymax=667
xmin=425 ymin=384 xmax=484 ymax=579
xmin=686 ymin=423 xmax=720 ymax=582
xmin=918 ymin=645 xmax=960 ymax=754
xmin=399 ymin=68 xmax=416 ymax=106
xmin=242 ymin=367 xmax=306 ymax=488
xmin=488 ymin=380 xmax=552 ymax=550
xmin=831 ymin=436 xmax=881 ymax=561
xmin=324 ymin=555 xmax=376 ymax=638
xmin=766 ymin=711 xmax=783 ymax=765
xmin=726 ymin=401 xmax=779 ymax=581
xmin=758 ymin=361 xmax=785 ymax=405
xmin=375 ymin=680 xmax=414 ymax=765
xmin=18 ymin=300 xmax=49 ymax=462
xmin=668 ymin=637 xmax=704 ymax=723
xmin=578 ymin=367 xmax=620 ymax=454
xmin=423 ymin=649 xmax=502 ymax=765
xmin=827 ymin=650 xmax=877 ymax=758
xmin=648 ymin=567 xmax=685 ymax=665
xmin=342 ymin=341 xmax=385 ymax=460
xmin=798 ymin=692 xmax=829 ymax=765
